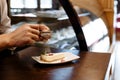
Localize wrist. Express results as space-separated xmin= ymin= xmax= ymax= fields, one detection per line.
xmin=0 ymin=33 xmax=13 ymax=50
xmin=6 ymin=33 xmax=17 ymax=54
xmin=5 ymin=33 xmax=15 ymax=48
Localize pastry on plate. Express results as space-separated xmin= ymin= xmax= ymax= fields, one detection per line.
xmin=40 ymin=53 xmax=65 ymax=62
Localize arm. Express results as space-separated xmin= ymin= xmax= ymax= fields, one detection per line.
xmin=0 ymin=0 xmax=11 ymax=33
xmin=0 ymin=24 xmax=51 ymax=51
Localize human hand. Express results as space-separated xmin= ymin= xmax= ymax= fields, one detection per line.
xmin=7 ymin=23 xmax=51 ymax=47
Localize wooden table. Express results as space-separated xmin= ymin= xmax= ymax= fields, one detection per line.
xmin=0 ymin=47 xmax=111 ymax=80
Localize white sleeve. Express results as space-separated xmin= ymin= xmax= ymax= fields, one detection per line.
xmin=0 ymin=0 xmax=11 ymax=33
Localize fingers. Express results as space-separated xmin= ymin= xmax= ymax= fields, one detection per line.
xmin=28 ymin=32 xmax=39 ymax=41
xmin=29 ymin=24 xmax=39 ymax=29
xmin=13 ymin=23 xmax=51 ymax=46
xmin=17 ymin=38 xmax=36 ymax=47
xmin=28 ymin=24 xmax=50 ymax=35
xmin=29 ymin=28 xmax=39 ymax=36
xmin=28 ymin=24 xmax=51 ymax=42
xmin=39 ymin=24 xmax=50 ymax=31
xmin=29 ymin=24 xmax=50 ymax=31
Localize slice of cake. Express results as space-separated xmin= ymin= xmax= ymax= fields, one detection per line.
xmin=41 ymin=53 xmax=65 ymax=62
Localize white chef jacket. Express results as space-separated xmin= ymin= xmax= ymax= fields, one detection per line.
xmin=0 ymin=0 xmax=11 ymax=34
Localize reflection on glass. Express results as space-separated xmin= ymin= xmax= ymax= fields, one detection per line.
xmin=10 ymin=0 xmax=37 ymax=8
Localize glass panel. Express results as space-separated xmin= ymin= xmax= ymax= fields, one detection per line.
xmin=40 ymin=0 xmax=52 ymax=9
xmin=10 ymin=0 xmax=37 ymax=8
xmin=10 ymin=0 xmax=24 ymax=8
xmin=24 ymin=0 xmax=37 ymax=8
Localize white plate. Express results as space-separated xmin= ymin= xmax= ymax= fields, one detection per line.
xmin=32 ymin=52 xmax=80 ymax=64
